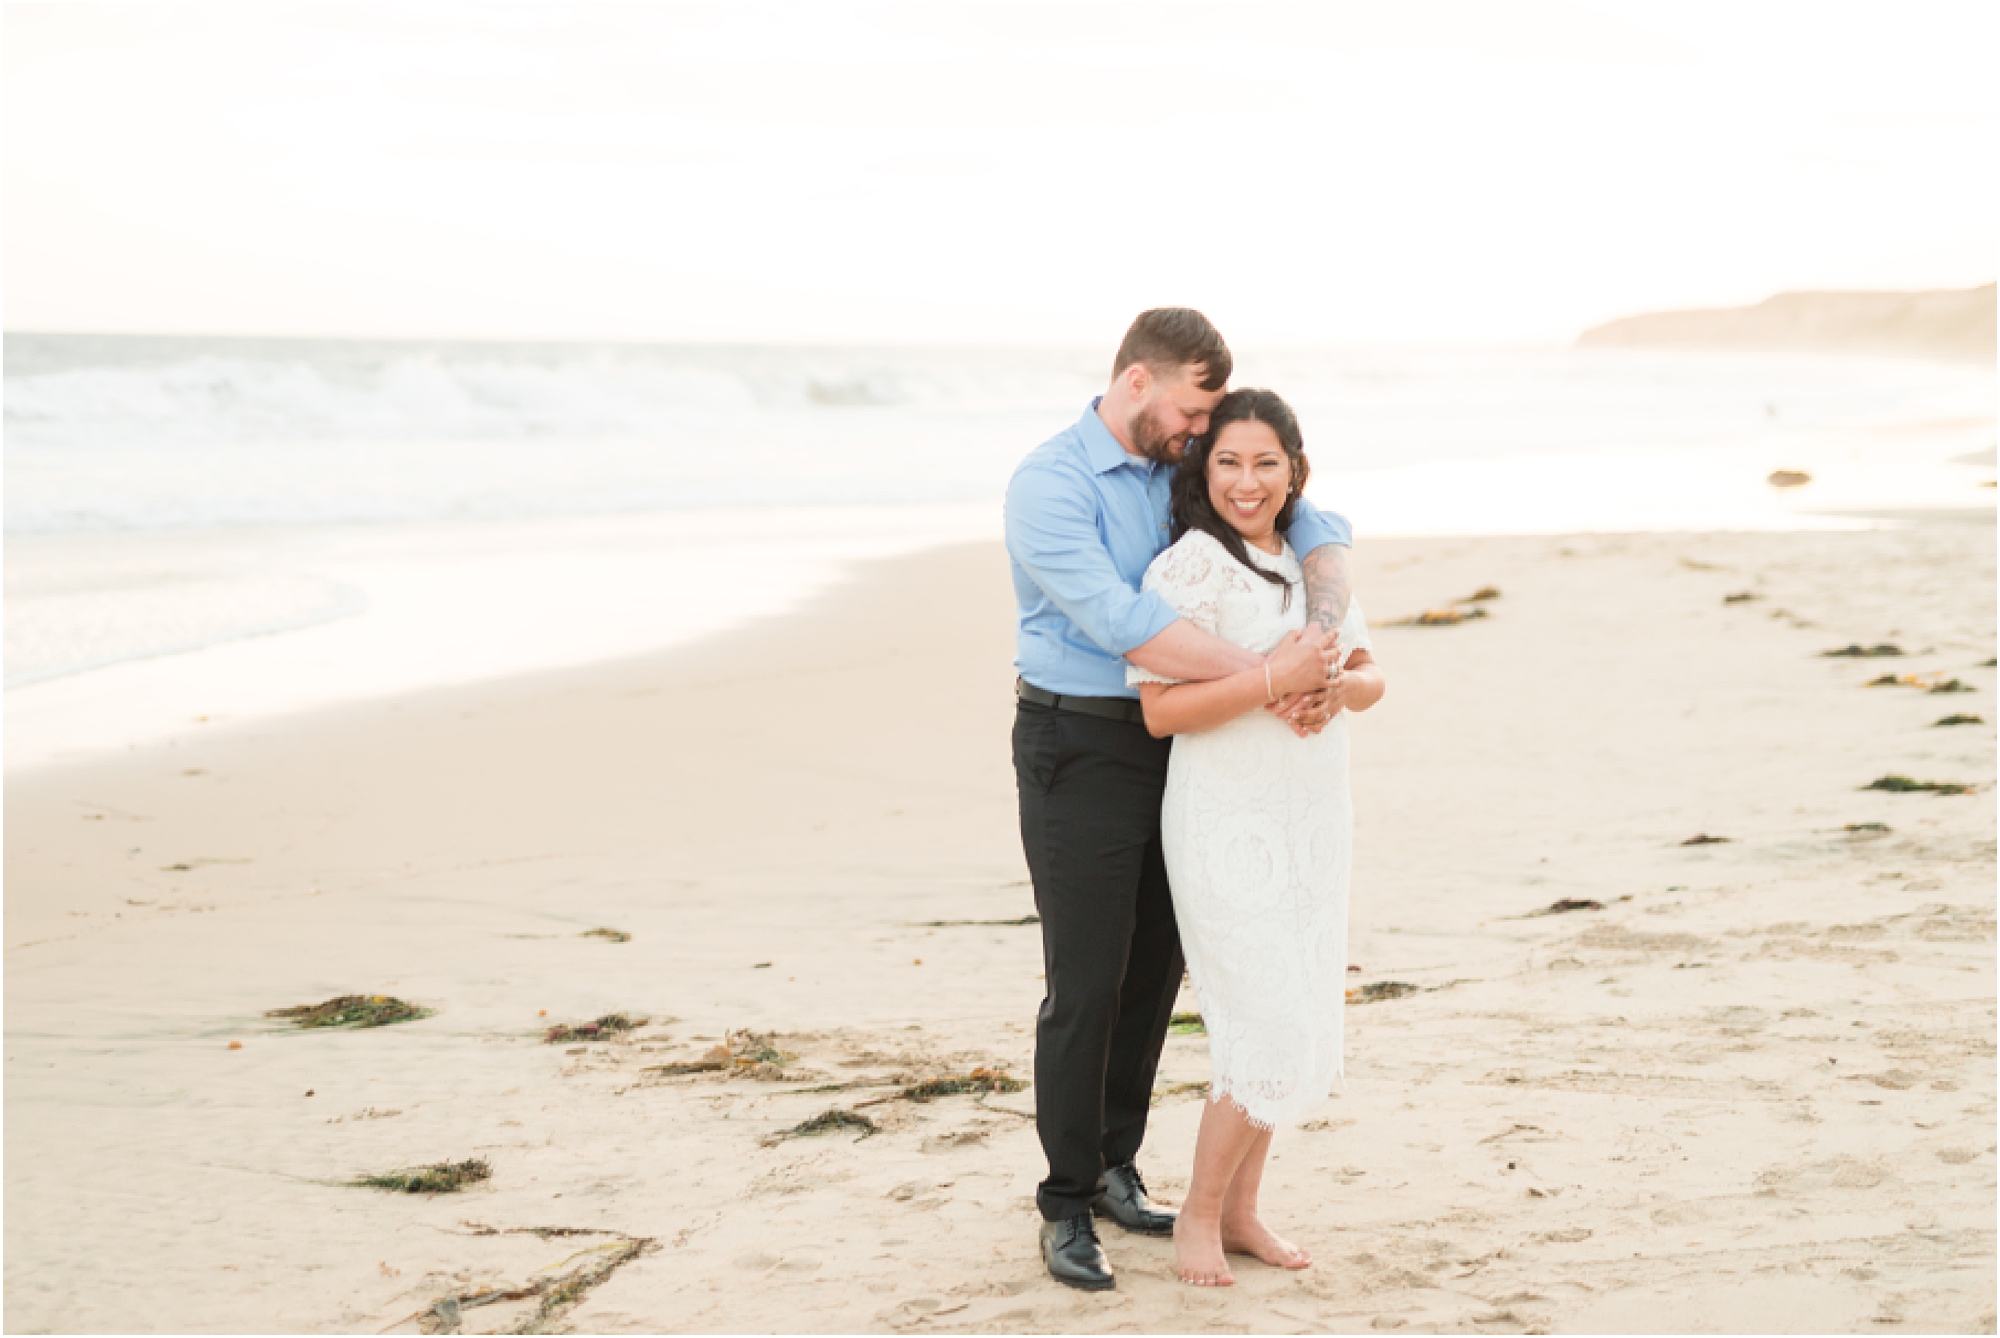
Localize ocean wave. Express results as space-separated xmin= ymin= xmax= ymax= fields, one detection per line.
xmin=8 ymin=351 xmax=752 ymax=447
xmin=3 ymin=335 xmax=1099 ymax=449
xmin=6 ymin=335 xmax=1988 ymax=535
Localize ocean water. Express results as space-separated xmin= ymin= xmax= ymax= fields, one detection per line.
xmin=5 ymin=334 xmax=1992 ymax=766
xmin=7 ymin=333 xmax=1991 ymax=535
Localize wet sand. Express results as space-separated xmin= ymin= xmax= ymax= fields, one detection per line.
xmin=5 ymin=522 xmax=1994 ymax=1333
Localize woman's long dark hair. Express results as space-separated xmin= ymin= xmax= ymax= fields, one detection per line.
xmin=1169 ymin=388 xmax=1311 ymax=608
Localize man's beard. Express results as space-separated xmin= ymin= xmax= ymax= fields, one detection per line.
xmin=1126 ymin=401 xmax=1188 ymax=465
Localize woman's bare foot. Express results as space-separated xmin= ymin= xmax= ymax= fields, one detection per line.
xmin=1173 ymin=1213 xmax=1235 ymax=1286
xmin=1220 ymin=1212 xmax=1312 ymax=1269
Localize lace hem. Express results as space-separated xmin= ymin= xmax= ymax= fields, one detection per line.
xmin=1206 ymin=1068 xmax=1345 ymax=1132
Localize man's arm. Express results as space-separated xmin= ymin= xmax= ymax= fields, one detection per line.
xmin=1124 ymin=619 xmax=1262 ymax=682
xmin=1136 ymin=631 xmax=1341 ymax=738
xmin=1006 ymin=462 xmax=1182 ymax=662
xmin=1286 ymin=497 xmax=1354 ymax=639
xmin=1299 ymin=542 xmax=1353 ymax=642
xmin=1275 ymin=499 xmax=1354 ymax=734
xmin=1008 ymin=461 xmax=1263 ymax=685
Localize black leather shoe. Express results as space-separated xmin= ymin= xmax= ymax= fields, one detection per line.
xmin=1040 ymin=1214 xmax=1115 ymax=1291
xmin=1091 ymin=1162 xmax=1176 ymax=1236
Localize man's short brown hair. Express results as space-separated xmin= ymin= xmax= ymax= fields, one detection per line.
xmin=1111 ymin=307 xmax=1232 ymax=392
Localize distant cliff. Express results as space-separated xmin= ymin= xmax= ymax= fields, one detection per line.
xmin=1577 ymin=284 xmax=1995 ymax=361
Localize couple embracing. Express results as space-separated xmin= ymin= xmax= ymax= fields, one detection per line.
xmin=1006 ymin=308 xmax=1386 ymax=1290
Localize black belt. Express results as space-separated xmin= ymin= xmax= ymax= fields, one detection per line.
xmin=1016 ymin=678 xmax=1147 ymax=726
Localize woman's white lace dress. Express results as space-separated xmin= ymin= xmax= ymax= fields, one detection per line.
xmin=1128 ymin=529 xmax=1371 ymax=1130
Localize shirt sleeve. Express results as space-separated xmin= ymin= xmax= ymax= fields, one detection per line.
xmin=1285 ymin=495 xmax=1352 ymax=555
xmin=1127 ymin=537 xmax=1227 ymax=687
xmin=1005 ymin=460 xmax=1180 ymax=657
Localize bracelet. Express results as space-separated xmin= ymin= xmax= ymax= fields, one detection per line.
xmin=1264 ymin=663 xmax=1276 ymax=703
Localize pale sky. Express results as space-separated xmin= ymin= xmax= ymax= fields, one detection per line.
xmin=6 ymin=2 xmax=1995 ymax=345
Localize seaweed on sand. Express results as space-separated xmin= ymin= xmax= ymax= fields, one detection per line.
xmin=1933 ymin=714 xmax=1984 ymax=727
xmin=266 ymin=995 xmax=431 ymax=1030
xmin=1680 ymin=834 xmax=1732 ymax=846
xmin=1866 ymin=673 xmax=1976 ymax=693
xmin=760 ymin=1108 xmax=878 ymax=1146
xmin=918 ymin=915 xmax=1041 ymax=927
xmin=1388 ymin=606 xmax=1489 ymax=627
xmin=1169 ymin=1011 xmax=1206 ymax=1034
xmin=352 ymin=1159 xmax=491 ymax=1194
xmin=579 ymin=927 xmax=631 ymax=942
xmin=1723 ymin=591 xmax=1760 ymax=604
xmin=852 ymin=1067 xmax=1030 ymax=1109
xmin=895 ymin=1068 xmax=1028 ymax=1103
xmin=643 ymin=1056 xmax=728 ymax=1077
xmin=1350 ymin=981 xmax=1421 ymax=1003
xmin=1821 ymin=644 xmax=1904 ymax=658
xmin=398 ymin=1230 xmax=654 ymax=1336
xmin=543 ymin=1013 xmax=646 ymax=1045
xmin=788 ymin=1078 xmax=905 ymax=1096
xmin=1461 ymin=587 xmax=1501 ymax=603
xmin=641 ymin=1029 xmax=794 ymax=1078
xmin=1150 ymin=1080 xmax=1210 ymax=1106
xmin=515 ymin=1239 xmax=650 ymax=1334
xmin=1862 ymin=775 xmax=1975 ymax=795
xmin=1844 ymin=822 xmax=1892 ymax=833
xmin=1521 ymin=898 xmax=1603 ymax=917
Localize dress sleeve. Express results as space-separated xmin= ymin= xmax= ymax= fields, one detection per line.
xmin=1126 ymin=536 xmax=1228 ymax=687
xmin=1340 ymin=597 xmax=1372 ymax=659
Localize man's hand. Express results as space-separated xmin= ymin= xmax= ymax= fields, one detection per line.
xmin=1264 ymin=627 xmax=1337 ymax=698
xmin=1280 ymin=647 xmax=1382 ymax=735
xmin=1264 ymin=631 xmax=1342 ymax=736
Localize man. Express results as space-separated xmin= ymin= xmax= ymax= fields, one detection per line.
xmin=1006 ymin=308 xmax=1353 ymax=1291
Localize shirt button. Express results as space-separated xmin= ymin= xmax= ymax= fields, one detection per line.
xmin=1160 ymin=523 xmax=1168 ymax=530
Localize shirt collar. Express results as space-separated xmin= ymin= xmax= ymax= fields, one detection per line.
xmin=1080 ymin=397 xmax=1148 ymax=476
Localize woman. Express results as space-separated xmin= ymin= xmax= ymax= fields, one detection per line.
xmin=1128 ymin=388 xmax=1385 ymax=1287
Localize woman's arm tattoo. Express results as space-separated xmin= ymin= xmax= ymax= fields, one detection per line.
xmin=1301 ymin=544 xmax=1352 ymax=638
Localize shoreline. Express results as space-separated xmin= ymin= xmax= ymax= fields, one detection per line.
xmin=3 ymin=502 xmax=1004 ymax=774
xmin=6 ymin=522 xmax=1995 ymax=1333
xmin=11 ymin=417 xmax=1993 ymax=774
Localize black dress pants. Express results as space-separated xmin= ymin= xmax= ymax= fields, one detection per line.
xmin=1013 ymin=698 xmax=1185 ymax=1222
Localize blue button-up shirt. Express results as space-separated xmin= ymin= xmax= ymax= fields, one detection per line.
xmin=1006 ymin=399 xmax=1352 ymax=699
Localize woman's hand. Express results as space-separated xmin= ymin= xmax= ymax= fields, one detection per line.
xmin=1324 ymin=650 xmax=1384 ymax=719
xmin=1270 ymin=687 xmax=1331 ymax=737
xmin=1271 ymin=648 xmax=1383 ymax=736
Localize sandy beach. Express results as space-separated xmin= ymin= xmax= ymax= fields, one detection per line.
xmin=5 ymin=520 xmax=1994 ymax=1334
